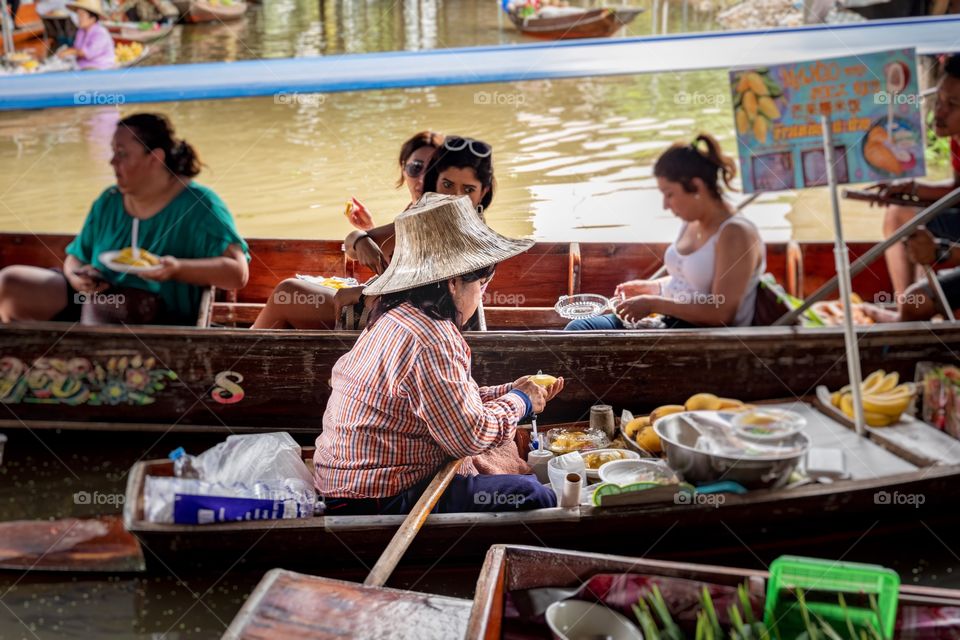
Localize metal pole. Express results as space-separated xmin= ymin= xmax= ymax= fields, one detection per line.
xmin=924 ymin=265 xmax=956 ymax=321
xmin=1 ymin=0 xmax=15 ymax=60
xmin=774 ymin=185 xmax=960 ymax=325
xmin=822 ymin=116 xmax=866 ymax=435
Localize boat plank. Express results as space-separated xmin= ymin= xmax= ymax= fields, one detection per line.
xmin=224 ymin=569 xmax=471 ymax=640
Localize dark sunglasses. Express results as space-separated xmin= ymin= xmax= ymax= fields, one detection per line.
xmin=403 ymin=159 xmax=426 ymax=178
xmin=443 ymin=136 xmax=492 ymax=158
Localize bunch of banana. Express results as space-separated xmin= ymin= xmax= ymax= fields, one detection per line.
xmin=115 ymin=42 xmax=144 ymax=64
xmin=830 ymin=370 xmax=915 ymax=427
xmin=733 ymin=70 xmax=783 ymax=144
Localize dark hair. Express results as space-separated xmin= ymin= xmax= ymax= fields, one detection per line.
xmin=945 ymin=54 xmax=960 ymax=80
xmin=422 ymin=137 xmax=496 ymax=212
xmin=77 ymin=7 xmax=100 ymax=21
xmin=368 ymin=264 xmax=496 ymax=330
xmin=117 ymin=113 xmax=202 ymax=178
xmin=653 ymin=133 xmax=736 ymax=200
xmin=396 ymin=131 xmax=444 ymax=188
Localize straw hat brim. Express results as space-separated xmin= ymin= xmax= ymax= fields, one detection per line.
xmin=67 ymin=0 xmax=107 ymax=17
xmin=362 ymin=194 xmax=535 ymax=296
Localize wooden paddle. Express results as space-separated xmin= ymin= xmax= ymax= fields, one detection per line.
xmin=363 ymin=458 xmax=462 ymax=587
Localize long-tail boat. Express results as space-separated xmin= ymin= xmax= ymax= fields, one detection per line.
xmin=225 ymin=544 xmax=960 ymax=639
xmin=182 ymin=0 xmax=247 ymax=23
xmin=506 ymin=6 xmax=644 ymax=39
xmin=1 ymin=232 xmax=958 ymax=434
xmin=122 ymin=405 xmax=960 ymax=573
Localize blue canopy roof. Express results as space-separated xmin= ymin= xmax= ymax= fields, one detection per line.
xmin=2 ymin=15 xmax=959 ymax=111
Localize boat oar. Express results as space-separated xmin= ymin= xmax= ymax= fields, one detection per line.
xmin=362 ymin=457 xmax=462 ymax=588
xmin=923 ymin=265 xmax=956 ymax=321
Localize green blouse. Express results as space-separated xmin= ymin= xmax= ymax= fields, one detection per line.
xmin=65 ymin=183 xmax=250 ymax=325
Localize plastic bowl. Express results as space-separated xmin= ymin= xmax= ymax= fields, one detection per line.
xmin=732 ymin=408 xmax=806 ymax=441
xmin=545 ymin=600 xmax=644 ymax=640
xmin=598 ymin=458 xmax=678 ymax=486
xmin=581 ymin=448 xmax=640 ymax=482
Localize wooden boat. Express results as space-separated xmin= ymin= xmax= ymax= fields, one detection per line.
xmin=122 ymin=408 xmax=960 ymax=573
xmin=1 ymin=231 xmax=958 ymax=434
xmin=226 ymin=570 xmax=471 ymax=639
xmin=106 ymin=21 xmax=175 ymax=44
xmin=183 ymin=0 xmax=247 ymax=24
xmin=225 ymin=544 xmax=960 ymax=638
xmin=507 ymin=6 xmax=644 ymax=39
xmin=0 ymin=516 xmax=144 ymax=573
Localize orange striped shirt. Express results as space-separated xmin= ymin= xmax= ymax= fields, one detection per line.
xmin=314 ymin=303 xmax=527 ymax=498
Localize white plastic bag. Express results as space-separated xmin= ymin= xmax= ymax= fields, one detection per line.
xmin=191 ymin=432 xmax=314 ymax=487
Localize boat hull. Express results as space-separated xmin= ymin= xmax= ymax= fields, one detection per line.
xmin=184 ymin=1 xmax=247 ymax=23
xmin=508 ymin=7 xmax=643 ymax=39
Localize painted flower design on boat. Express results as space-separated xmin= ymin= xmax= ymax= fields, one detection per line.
xmin=0 ymin=354 xmax=177 ymax=407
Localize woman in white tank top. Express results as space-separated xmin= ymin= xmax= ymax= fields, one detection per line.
xmin=566 ymin=134 xmax=765 ymax=330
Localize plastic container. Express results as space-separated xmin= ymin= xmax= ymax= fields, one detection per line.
xmin=169 ymin=446 xmax=200 ymax=479
xmin=544 ymin=427 xmax=609 ymax=455
xmin=764 ymin=555 xmax=900 ymax=639
xmin=554 ymin=294 xmax=613 ymax=319
xmin=732 ymin=408 xmax=806 ymax=441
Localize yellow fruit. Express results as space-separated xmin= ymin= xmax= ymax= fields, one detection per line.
xmin=877 ymin=372 xmax=900 ymax=393
xmin=830 ymin=391 xmax=842 ymax=408
xmin=864 ymin=410 xmax=899 ymax=427
xmin=530 ymin=374 xmax=557 ymax=387
xmin=745 ymin=71 xmax=769 ymax=97
xmin=839 ymin=393 xmax=854 ymax=418
xmin=753 ymin=116 xmax=768 ymax=144
xmin=735 ymin=107 xmax=749 ymax=135
xmin=624 ymin=416 xmax=650 ymax=438
xmin=717 ymin=397 xmax=744 ymax=410
xmin=650 ymin=405 xmax=685 ymax=424
xmin=685 ymin=393 xmax=722 ymax=412
xmin=636 ymin=426 xmax=662 ymax=454
xmin=861 ymin=393 xmax=911 ymax=417
xmin=861 ymin=370 xmax=885 ymax=393
xmin=758 ymin=96 xmax=780 ymax=120
xmin=742 ymin=90 xmax=758 ymax=119
xmin=736 ymin=74 xmax=750 ymax=93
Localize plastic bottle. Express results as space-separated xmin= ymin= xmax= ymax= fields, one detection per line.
xmin=169 ymin=446 xmax=201 ymax=479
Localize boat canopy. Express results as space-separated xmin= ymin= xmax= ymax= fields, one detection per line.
xmin=2 ymin=16 xmax=960 ymax=111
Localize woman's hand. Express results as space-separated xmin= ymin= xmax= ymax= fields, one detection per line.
xmin=511 ymin=375 xmax=530 ymax=388
xmin=615 ymin=279 xmax=659 ymax=298
xmin=67 ymin=265 xmax=107 ymax=294
xmin=346 ymin=197 xmax=374 ymax=231
xmin=615 ymin=295 xmax=656 ymax=324
xmin=353 ymin=236 xmax=389 ymax=274
xmin=513 ymin=377 xmax=564 ymax=413
xmin=137 ymin=256 xmax=180 ymax=282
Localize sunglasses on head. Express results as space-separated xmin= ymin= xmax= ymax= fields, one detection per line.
xmin=443 ymin=136 xmax=492 ymax=158
xmin=403 ymin=159 xmax=426 ymax=179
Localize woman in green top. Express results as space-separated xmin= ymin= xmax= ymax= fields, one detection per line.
xmin=0 ymin=113 xmax=250 ymax=325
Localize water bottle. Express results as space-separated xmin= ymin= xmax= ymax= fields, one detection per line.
xmin=169 ymin=446 xmax=200 ymax=479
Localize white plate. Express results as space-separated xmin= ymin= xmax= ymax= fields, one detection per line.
xmin=100 ymin=250 xmax=163 ymax=274
xmin=599 ymin=458 xmax=677 ymax=485
xmin=582 ymin=448 xmax=640 ymax=482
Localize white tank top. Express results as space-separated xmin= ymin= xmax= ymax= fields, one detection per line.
xmin=661 ymin=216 xmax=765 ymax=327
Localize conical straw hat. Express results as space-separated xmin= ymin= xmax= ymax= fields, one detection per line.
xmin=67 ymin=0 xmax=108 ymax=17
xmin=362 ymin=193 xmax=534 ymax=296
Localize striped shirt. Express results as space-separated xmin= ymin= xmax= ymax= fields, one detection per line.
xmin=314 ymin=303 xmax=527 ymax=498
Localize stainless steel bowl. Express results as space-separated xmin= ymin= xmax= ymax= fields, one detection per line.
xmin=654 ymin=411 xmax=809 ymax=489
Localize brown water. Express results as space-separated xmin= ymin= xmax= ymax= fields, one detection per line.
xmin=1 ymin=0 xmax=881 ymax=246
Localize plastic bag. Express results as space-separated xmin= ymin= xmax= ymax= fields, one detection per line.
xmin=188 ymin=432 xmax=314 ymax=487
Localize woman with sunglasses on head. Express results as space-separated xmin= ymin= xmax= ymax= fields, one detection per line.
xmin=421 ymin=136 xmax=495 ymax=216
xmin=252 ymin=131 xmax=443 ymax=329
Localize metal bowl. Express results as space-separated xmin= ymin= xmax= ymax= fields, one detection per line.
xmin=653 ymin=411 xmax=809 ymax=490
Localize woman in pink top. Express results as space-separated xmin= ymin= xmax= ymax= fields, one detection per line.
xmin=59 ymin=0 xmax=116 ymax=70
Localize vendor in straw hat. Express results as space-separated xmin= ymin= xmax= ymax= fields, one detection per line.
xmin=314 ymin=194 xmax=564 ymax=515
xmin=58 ymin=0 xmax=116 ymax=70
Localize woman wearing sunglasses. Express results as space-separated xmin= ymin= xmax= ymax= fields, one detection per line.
xmin=252 ymin=131 xmax=443 ymax=329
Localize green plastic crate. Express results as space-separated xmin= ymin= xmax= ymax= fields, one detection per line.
xmin=764 ymin=555 xmax=900 ymax=639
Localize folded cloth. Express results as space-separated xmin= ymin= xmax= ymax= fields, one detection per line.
xmin=464 ymin=441 xmax=532 ymax=476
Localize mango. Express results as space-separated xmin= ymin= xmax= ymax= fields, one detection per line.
xmin=735 ymin=108 xmax=749 ymax=136
xmin=745 ymin=71 xmax=769 ymax=97
xmin=742 ymin=90 xmax=758 ymax=119
xmin=753 ymin=116 xmax=768 ymax=144
xmin=636 ymin=426 xmax=662 ymax=454
xmin=758 ymin=96 xmax=780 ymax=120
xmin=685 ymin=393 xmax=722 ymax=411
xmin=650 ymin=404 xmax=685 ymax=424
xmin=717 ymin=397 xmax=744 ymax=410
xmin=624 ymin=416 xmax=650 ymax=437
xmin=530 ymin=374 xmax=557 ymax=387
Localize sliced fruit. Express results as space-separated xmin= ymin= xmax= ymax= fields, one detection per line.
xmin=650 ymin=404 xmax=685 ymax=424
xmin=529 ymin=374 xmax=557 ymax=387
xmin=685 ymin=393 xmax=722 ymax=411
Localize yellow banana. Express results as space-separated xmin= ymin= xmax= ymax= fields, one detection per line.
xmin=830 ymin=391 xmax=842 ymax=408
xmin=876 ymin=372 xmax=900 ymax=393
xmin=861 ymin=370 xmax=885 ymax=393
xmin=861 ymin=393 xmax=911 ymax=416
xmin=758 ymin=96 xmax=780 ymax=120
xmin=864 ymin=410 xmax=899 ymax=427
xmin=742 ymin=91 xmax=758 ymax=119
xmin=745 ymin=72 xmax=769 ymax=97
xmin=839 ymin=393 xmax=854 ymax=417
